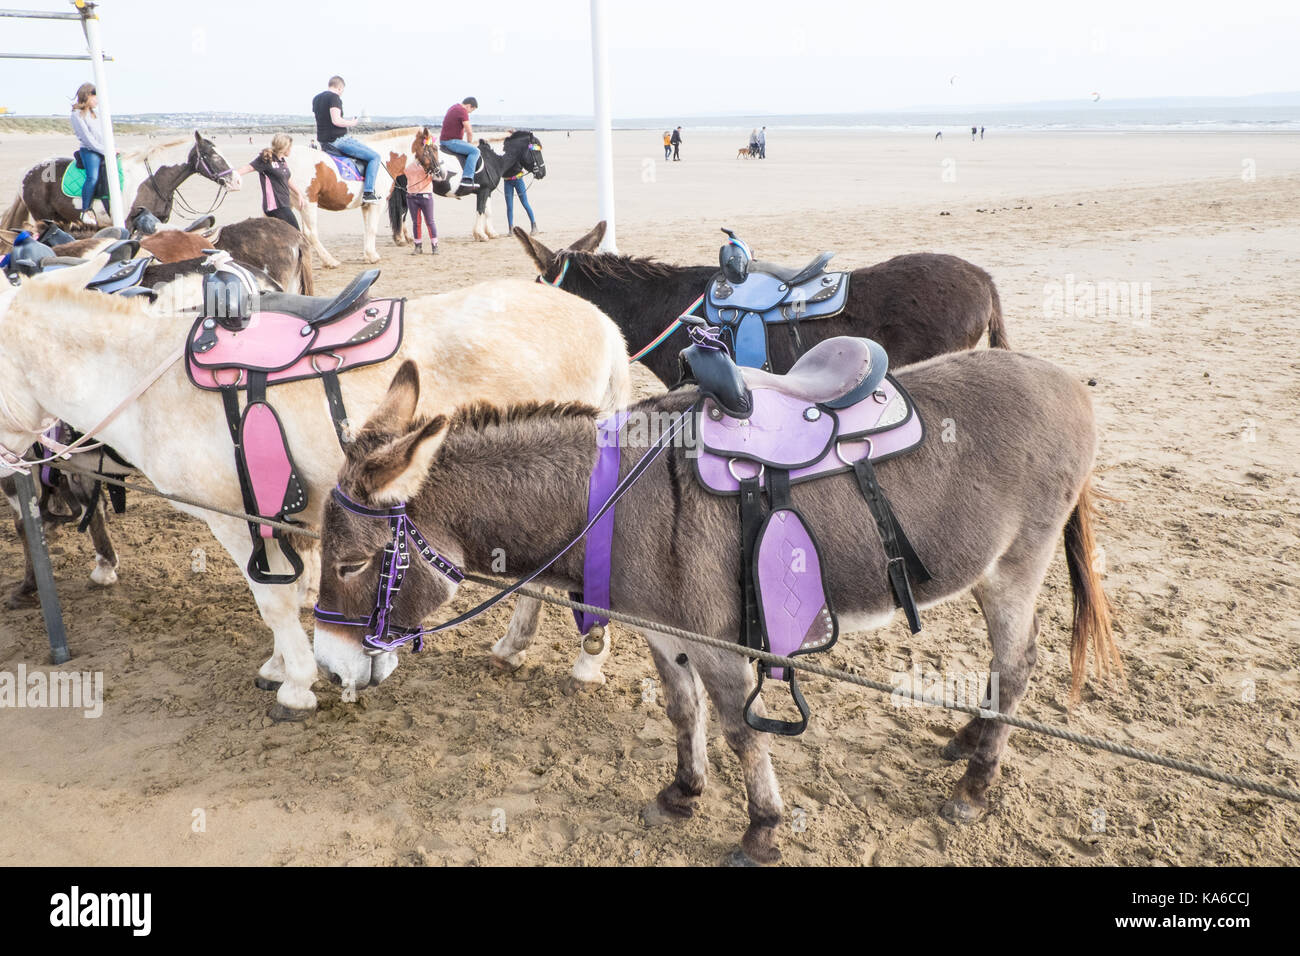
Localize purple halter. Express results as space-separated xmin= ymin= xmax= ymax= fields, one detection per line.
xmin=313 ymin=409 xmax=689 ymax=655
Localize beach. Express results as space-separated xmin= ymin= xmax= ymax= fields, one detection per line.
xmin=1 ymin=126 xmax=1298 ymax=865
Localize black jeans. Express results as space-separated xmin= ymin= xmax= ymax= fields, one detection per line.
xmin=267 ymin=207 xmax=300 ymax=231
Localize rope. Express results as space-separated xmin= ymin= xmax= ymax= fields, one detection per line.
xmin=38 ymin=461 xmax=1300 ymax=804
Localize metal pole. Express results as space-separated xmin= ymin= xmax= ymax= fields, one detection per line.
xmin=12 ymin=471 xmax=70 ymax=665
xmin=77 ymin=1 xmax=125 ymax=229
xmin=0 ymin=8 xmax=82 ymax=18
xmin=589 ymin=0 xmax=617 ymax=253
xmin=0 ymin=52 xmax=112 ymax=60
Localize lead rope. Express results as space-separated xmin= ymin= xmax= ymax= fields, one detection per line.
xmin=34 ymin=459 xmax=1300 ymax=806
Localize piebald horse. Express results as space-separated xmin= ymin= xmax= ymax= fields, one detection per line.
xmin=0 ymin=259 xmax=631 ymax=719
xmin=0 ymin=132 xmax=241 ymax=233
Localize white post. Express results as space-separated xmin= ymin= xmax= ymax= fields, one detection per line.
xmin=79 ymin=1 xmax=124 ymax=228
xmin=589 ymin=0 xmax=616 ymax=253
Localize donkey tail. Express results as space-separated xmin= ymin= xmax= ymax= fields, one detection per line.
xmin=1 ymin=190 xmax=30 ymax=233
xmin=1063 ymin=475 xmax=1121 ymax=702
xmin=986 ymin=279 xmax=1012 ymax=350
xmin=297 ymin=236 xmax=316 ymax=295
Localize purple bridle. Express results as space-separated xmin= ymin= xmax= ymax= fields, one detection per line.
xmin=313 ymin=409 xmax=688 ymax=656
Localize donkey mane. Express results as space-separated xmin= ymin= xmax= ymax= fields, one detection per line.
xmin=447 ymin=399 xmax=599 ymax=433
xmin=120 ymin=136 xmax=193 ymax=162
xmin=563 ymin=250 xmax=678 ymax=282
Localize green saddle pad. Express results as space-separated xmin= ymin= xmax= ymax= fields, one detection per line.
xmin=61 ymin=158 xmax=125 ymax=199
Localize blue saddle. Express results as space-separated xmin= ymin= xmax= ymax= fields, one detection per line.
xmin=2 ymin=231 xmax=152 ymax=294
xmin=319 ymin=142 xmax=364 ymax=182
xmin=704 ymin=243 xmax=850 ymax=370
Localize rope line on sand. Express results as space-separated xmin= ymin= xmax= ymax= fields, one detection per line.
xmin=41 ymin=460 xmax=1300 ymax=805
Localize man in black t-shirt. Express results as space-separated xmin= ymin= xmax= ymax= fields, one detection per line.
xmin=311 ymin=75 xmax=381 ymax=203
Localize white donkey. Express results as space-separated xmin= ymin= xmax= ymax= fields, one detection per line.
xmin=0 ymin=258 xmax=630 ymax=718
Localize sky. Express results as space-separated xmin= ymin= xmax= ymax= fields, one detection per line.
xmin=1 ymin=0 xmax=1298 ymax=119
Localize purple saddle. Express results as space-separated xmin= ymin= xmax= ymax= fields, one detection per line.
xmin=184 ymin=271 xmax=405 ymax=584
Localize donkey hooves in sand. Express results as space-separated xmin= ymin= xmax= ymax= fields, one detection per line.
xmin=268 ymin=702 xmax=314 ymax=723
xmin=740 ymin=823 xmax=782 ymax=864
xmin=561 ymin=674 xmax=603 ymax=696
xmin=489 ymin=651 xmax=526 ymax=673
xmin=940 ymin=798 xmax=985 ymax=825
xmin=6 ymin=588 xmax=38 ymax=610
xmin=642 ymin=783 xmax=700 ymax=826
xmin=941 ymin=737 xmax=977 ymax=761
xmin=254 ymin=676 xmax=283 ymax=692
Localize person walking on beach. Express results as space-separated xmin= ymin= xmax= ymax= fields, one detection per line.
xmin=235 ymin=133 xmax=306 ymax=230
xmin=980 ymin=126 xmax=985 ymax=139
xmin=404 ymin=130 xmax=439 ymax=255
xmin=758 ymin=126 xmax=767 ymax=159
xmin=312 ymin=76 xmax=382 ymax=203
xmin=69 ymin=82 xmax=107 ymax=225
xmin=748 ymin=128 xmax=759 ymax=157
xmin=440 ymin=97 xmax=481 ymax=191
xmin=662 ymin=130 xmax=671 ymax=160
xmin=671 ymin=126 xmax=682 ymax=161
xmin=971 ymin=125 xmax=977 ymax=141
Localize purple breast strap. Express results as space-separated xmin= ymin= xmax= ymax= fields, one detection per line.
xmin=573 ymin=411 xmax=628 ymax=634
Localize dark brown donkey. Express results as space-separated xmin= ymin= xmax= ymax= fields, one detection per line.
xmin=313 ymin=357 xmax=1120 ymax=865
xmin=516 ymin=222 xmax=1010 ymax=384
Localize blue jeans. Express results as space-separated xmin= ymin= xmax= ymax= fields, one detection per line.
xmin=79 ymin=149 xmax=103 ymax=212
xmin=442 ymin=139 xmax=481 ymax=181
xmin=330 ymin=135 xmax=380 ymax=194
xmin=504 ymin=177 xmax=535 ymax=229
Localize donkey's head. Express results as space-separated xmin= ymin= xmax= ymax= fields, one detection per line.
xmin=513 ymin=220 xmax=606 ymax=282
xmin=188 ymin=131 xmax=242 ymax=191
xmin=313 ymin=361 xmax=459 ymax=691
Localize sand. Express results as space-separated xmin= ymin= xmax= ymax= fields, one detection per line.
xmin=1 ymin=127 xmax=1298 ymax=866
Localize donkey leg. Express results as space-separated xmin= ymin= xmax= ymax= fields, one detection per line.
xmin=6 ymin=513 xmax=40 ymax=609
xmin=941 ymin=562 xmax=1048 ymax=824
xmin=640 ymin=632 xmax=709 ymax=823
xmin=491 ymin=595 xmax=542 ymax=671
xmin=84 ymin=492 xmax=119 ymax=587
xmin=691 ymin=646 xmax=785 ymax=864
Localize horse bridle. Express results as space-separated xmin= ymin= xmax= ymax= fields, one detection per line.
xmin=143 ymin=144 xmax=234 ymax=219
xmin=313 ymin=408 xmax=689 ymax=656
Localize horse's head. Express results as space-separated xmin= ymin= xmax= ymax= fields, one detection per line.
xmin=189 ymin=131 xmax=242 ymax=191
xmin=313 ymin=361 xmax=461 ymax=691
xmin=411 ymin=126 xmax=444 ymax=178
xmin=512 ymin=130 xmax=546 ymax=179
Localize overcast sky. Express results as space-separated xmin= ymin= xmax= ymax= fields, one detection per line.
xmin=1 ymin=0 xmax=1297 ymax=118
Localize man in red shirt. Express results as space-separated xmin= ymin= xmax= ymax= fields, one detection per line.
xmin=440 ymin=97 xmax=480 ymax=190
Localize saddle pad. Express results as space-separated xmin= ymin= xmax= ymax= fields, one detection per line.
xmin=699 ymin=388 xmax=837 ymax=469
xmin=706 ymin=270 xmax=849 ymax=323
xmin=327 ymin=153 xmax=364 ymax=182
xmin=753 ymin=508 xmax=837 ymax=679
xmin=60 ymin=158 xmax=125 ymax=199
xmin=187 ymin=298 xmax=404 ymax=390
xmin=694 ymin=374 xmax=924 ymax=495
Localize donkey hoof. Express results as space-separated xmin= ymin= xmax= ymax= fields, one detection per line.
xmin=6 ymin=591 xmax=38 ymax=610
xmin=940 ymin=798 xmax=984 ymax=825
xmin=490 ymin=652 xmax=525 ymax=674
xmin=254 ymin=676 xmax=282 ymax=692
xmin=268 ymin=702 xmax=314 ymax=723
xmin=561 ymin=675 xmax=602 ymax=697
xmin=941 ymin=739 xmax=975 ymax=762
xmin=641 ymin=802 xmax=687 ymax=828
xmin=723 ymin=849 xmax=773 ymax=867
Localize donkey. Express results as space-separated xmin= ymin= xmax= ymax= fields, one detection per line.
xmin=0 ymin=132 xmax=241 ymax=233
xmin=313 ymin=354 xmax=1118 ymax=863
xmin=437 ymin=130 xmax=546 ymax=242
xmin=517 ymin=223 xmax=1010 ymax=384
xmin=0 ymin=259 xmax=631 ymax=720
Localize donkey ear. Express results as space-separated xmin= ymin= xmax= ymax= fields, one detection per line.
xmin=513 ymin=227 xmax=554 ymax=272
xmin=568 ymin=221 xmax=606 ymax=253
xmin=357 ymin=415 xmax=450 ymax=505
xmin=356 ymin=360 xmax=422 ymax=441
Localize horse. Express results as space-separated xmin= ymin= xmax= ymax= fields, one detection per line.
xmin=313 ymin=352 xmax=1118 ymax=864
xmin=437 ymin=130 xmax=546 ymax=242
xmin=0 ymin=132 xmax=241 ymax=233
xmin=0 ymin=258 xmax=631 ymax=720
xmin=516 ymin=222 xmax=1011 ymax=386
xmin=288 ymin=127 xmax=442 ymax=268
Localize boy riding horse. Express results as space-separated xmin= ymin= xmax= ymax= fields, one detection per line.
xmin=312 ymin=76 xmax=381 ymax=204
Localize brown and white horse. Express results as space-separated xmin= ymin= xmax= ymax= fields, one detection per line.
xmin=0 ymin=132 xmax=241 ymax=233
xmin=0 ymin=258 xmax=632 ymax=719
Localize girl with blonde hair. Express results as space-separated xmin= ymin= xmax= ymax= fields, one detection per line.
xmin=69 ymin=82 xmax=106 ymax=225
xmin=235 ymin=133 xmax=306 ymax=230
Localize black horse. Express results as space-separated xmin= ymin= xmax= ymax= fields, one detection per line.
xmin=438 ymin=130 xmax=545 ymax=240
xmin=514 ymin=222 xmax=1011 ymax=386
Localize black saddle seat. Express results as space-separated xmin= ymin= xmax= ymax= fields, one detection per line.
xmin=320 ymin=141 xmax=345 ymax=157
xmin=184 ymin=214 xmax=216 ymax=233
xmin=684 ymin=335 xmax=889 ymax=419
xmin=748 ymin=251 xmax=835 ymax=287
xmin=258 ymin=268 xmax=380 ymax=326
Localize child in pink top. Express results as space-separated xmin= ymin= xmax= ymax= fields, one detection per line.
xmin=405 ymin=147 xmax=438 ymax=255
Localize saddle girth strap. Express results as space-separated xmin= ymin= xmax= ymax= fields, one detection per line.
xmin=851 ymin=456 xmax=931 ymax=633
xmin=320 ymin=368 xmax=350 ymax=448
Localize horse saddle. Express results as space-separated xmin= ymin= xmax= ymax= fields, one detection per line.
xmin=62 ymin=152 xmax=124 ymax=200
xmin=185 ymin=265 xmax=405 ymax=584
xmin=683 ymin=334 xmax=929 ymax=736
xmin=2 ymin=232 xmax=151 ymax=294
xmin=318 ymin=141 xmax=365 ymax=182
xmin=438 ymin=143 xmax=484 ymax=178
xmin=703 ymin=230 xmax=850 ymax=369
